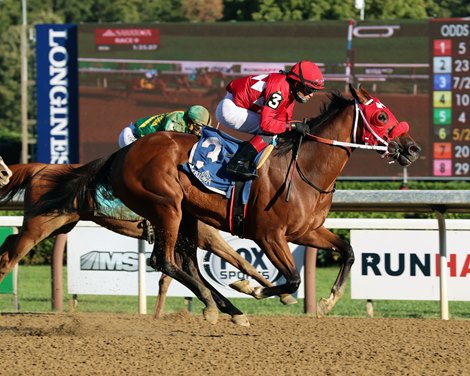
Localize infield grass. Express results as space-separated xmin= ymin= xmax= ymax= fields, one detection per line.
xmin=1 ymin=265 xmax=469 ymax=320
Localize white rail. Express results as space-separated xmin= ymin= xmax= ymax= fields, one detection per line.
xmin=2 ymin=190 xmax=469 ymax=319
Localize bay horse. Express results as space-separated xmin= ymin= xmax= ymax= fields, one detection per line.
xmin=0 ymin=163 xmax=294 ymax=320
xmin=31 ymin=85 xmax=421 ymax=325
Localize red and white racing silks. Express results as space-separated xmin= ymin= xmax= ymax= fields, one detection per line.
xmin=226 ymin=73 xmax=296 ymax=134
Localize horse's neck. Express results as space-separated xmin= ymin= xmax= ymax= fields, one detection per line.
xmin=303 ymin=107 xmax=356 ymax=188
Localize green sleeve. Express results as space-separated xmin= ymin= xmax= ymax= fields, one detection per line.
xmin=133 ymin=114 xmax=166 ymax=137
xmin=162 ymin=111 xmax=189 ymax=133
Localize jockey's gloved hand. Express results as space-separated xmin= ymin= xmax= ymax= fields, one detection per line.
xmin=289 ymin=121 xmax=309 ymax=136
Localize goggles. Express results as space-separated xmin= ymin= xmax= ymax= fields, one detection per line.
xmin=294 ymin=82 xmax=317 ymax=96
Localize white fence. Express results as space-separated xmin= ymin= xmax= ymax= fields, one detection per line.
xmin=1 ymin=189 xmax=469 ymax=319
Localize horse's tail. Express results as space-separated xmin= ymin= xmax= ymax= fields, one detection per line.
xmin=0 ymin=163 xmax=47 ymax=206
xmin=31 ymin=156 xmax=115 ymax=216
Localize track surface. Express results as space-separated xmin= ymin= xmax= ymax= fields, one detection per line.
xmin=1 ymin=312 xmax=469 ymax=375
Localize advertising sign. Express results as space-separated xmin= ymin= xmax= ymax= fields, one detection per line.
xmin=67 ymin=223 xmax=306 ymax=298
xmin=36 ymin=24 xmax=79 ymax=163
xmin=95 ymin=28 xmax=160 ymax=51
xmin=240 ymin=62 xmax=289 ymax=75
xmin=0 ymin=228 xmax=15 ymax=294
xmin=351 ymin=230 xmax=470 ymax=300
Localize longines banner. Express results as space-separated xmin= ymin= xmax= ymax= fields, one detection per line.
xmin=36 ymin=24 xmax=79 ymax=163
xmin=67 ymin=223 xmax=306 ymax=298
xmin=351 ymin=230 xmax=470 ymax=300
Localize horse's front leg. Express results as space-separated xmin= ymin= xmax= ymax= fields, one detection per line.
xmin=298 ymin=225 xmax=355 ymax=317
xmin=250 ymin=234 xmax=301 ymax=299
xmin=197 ymin=222 xmax=297 ymax=305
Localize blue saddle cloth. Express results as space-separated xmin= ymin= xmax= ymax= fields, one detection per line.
xmin=94 ymin=185 xmax=143 ymax=221
xmin=182 ymin=127 xmax=254 ymax=204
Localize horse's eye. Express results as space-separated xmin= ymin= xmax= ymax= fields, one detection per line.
xmin=378 ymin=112 xmax=388 ymax=124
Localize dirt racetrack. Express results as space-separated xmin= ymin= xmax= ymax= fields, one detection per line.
xmin=1 ymin=312 xmax=469 ymax=376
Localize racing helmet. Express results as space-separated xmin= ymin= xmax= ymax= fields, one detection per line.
xmin=184 ymin=105 xmax=212 ymax=136
xmin=286 ymin=60 xmax=324 ymax=103
xmin=145 ymin=69 xmax=157 ymax=79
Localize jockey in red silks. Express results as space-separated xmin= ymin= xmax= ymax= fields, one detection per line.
xmin=215 ymin=60 xmax=325 ymax=180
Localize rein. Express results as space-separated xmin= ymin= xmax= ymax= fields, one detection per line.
xmin=305 ymin=101 xmax=389 ymax=153
xmin=285 ymin=100 xmax=391 ymax=198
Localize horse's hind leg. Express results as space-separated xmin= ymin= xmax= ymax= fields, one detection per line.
xmin=182 ymin=245 xmax=250 ymax=327
xmin=0 ymin=234 xmax=21 ymax=282
xmin=147 ymin=213 xmax=219 ymax=324
xmin=0 ymin=215 xmax=77 ymax=282
xmin=154 ymin=274 xmax=172 ymax=319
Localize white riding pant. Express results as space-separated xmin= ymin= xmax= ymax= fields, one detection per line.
xmin=215 ymin=92 xmax=260 ymax=134
xmin=118 ymin=123 xmax=137 ymax=148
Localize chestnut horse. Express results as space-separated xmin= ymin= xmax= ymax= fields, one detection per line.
xmin=0 ymin=163 xmax=294 ymax=320
xmin=30 ymin=85 xmax=421 ymax=325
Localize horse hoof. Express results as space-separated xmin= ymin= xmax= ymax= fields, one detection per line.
xmin=231 ymin=314 xmax=250 ymax=327
xmin=279 ymin=294 xmax=297 ymax=305
xmin=252 ymin=286 xmax=264 ymax=300
xmin=229 ymin=279 xmax=253 ymax=295
xmin=203 ymin=307 xmax=219 ymax=325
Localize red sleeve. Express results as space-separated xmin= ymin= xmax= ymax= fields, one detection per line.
xmin=259 ymin=104 xmax=289 ymax=134
xmin=259 ymin=76 xmax=295 ymax=134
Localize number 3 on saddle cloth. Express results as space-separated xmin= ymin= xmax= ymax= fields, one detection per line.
xmin=182 ymin=127 xmax=267 ymax=237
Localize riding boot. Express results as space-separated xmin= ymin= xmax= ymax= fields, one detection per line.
xmin=226 ymin=135 xmax=267 ymax=181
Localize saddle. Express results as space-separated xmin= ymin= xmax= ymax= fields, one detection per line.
xmin=182 ymin=127 xmax=273 ymax=237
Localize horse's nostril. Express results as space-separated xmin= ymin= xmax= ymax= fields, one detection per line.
xmin=408 ymin=144 xmax=421 ymax=154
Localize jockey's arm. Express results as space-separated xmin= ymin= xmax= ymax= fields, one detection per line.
xmin=162 ymin=112 xmax=188 ymax=133
xmin=259 ymin=98 xmax=293 ymax=134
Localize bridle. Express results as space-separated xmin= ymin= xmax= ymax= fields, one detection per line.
xmin=285 ymin=99 xmax=399 ymax=198
xmin=306 ymin=100 xmax=389 ymax=154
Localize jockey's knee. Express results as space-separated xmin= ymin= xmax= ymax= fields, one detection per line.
xmin=118 ymin=124 xmax=137 ymax=148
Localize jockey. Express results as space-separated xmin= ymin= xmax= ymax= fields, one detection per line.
xmin=118 ymin=105 xmax=212 ymax=148
xmin=140 ymin=69 xmax=158 ymax=90
xmin=215 ymin=60 xmax=324 ymax=180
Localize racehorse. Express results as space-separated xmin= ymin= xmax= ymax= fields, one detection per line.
xmin=122 ymin=75 xmax=169 ymax=99
xmin=30 ymin=85 xmax=421 ymax=325
xmin=0 ymin=163 xmax=294 ymax=322
xmin=0 ymin=156 xmax=12 ymax=188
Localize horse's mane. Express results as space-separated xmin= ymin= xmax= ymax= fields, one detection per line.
xmin=276 ymin=91 xmax=353 ymax=155
xmin=31 ymin=156 xmax=113 ymax=216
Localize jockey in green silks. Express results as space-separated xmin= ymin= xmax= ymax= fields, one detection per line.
xmin=118 ymin=105 xmax=212 ymax=148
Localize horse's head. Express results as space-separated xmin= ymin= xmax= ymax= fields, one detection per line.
xmin=350 ymin=84 xmax=421 ymax=166
xmin=0 ymin=157 xmax=12 ymax=187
